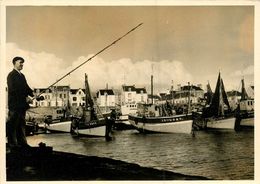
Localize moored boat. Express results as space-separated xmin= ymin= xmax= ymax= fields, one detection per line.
xmin=237 ymin=78 xmax=254 ymax=127
xmin=203 ymin=72 xmax=236 ymax=130
xmin=45 ymin=119 xmax=72 ymax=133
xmin=129 ymin=110 xmax=193 ymax=134
xmin=114 ymin=114 xmax=134 ymax=130
xmin=128 ymin=76 xmax=193 ymax=134
xmin=70 ymin=74 xmax=111 ymax=138
xmin=43 ymin=107 xmax=72 ymax=133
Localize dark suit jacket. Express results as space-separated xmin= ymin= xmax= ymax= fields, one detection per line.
xmin=7 ymin=69 xmax=33 ymax=111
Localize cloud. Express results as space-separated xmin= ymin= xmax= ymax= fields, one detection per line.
xmin=231 ymin=65 xmax=254 ymax=77
xmin=6 ymin=42 xmax=65 ymax=88
xmin=6 ymin=43 xmax=193 ymax=93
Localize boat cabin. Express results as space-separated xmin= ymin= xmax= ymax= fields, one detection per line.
xmin=240 ymin=99 xmax=254 ymax=112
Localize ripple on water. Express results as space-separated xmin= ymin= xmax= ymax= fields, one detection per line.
xmin=27 ymin=128 xmax=254 ymax=180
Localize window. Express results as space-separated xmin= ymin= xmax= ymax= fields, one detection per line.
xmin=60 ymin=94 xmax=62 ymax=98
xmin=73 ymin=97 xmax=77 ymax=101
xmin=64 ymin=94 xmax=66 ymax=98
xmin=79 ymin=91 xmax=81 ymax=95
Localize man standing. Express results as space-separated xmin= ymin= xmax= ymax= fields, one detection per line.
xmin=6 ymin=56 xmax=34 ymax=150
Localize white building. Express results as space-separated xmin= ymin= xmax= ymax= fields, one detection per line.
xmin=33 ymin=88 xmax=54 ymax=107
xmin=33 ymin=86 xmax=85 ymax=107
xmin=121 ymin=85 xmax=148 ymax=105
xmin=50 ymin=85 xmax=70 ymax=107
xmin=70 ymin=88 xmax=85 ymax=107
xmin=158 ymin=84 xmax=204 ymax=106
xmin=96 ymin=89 xmax=116 ymax=108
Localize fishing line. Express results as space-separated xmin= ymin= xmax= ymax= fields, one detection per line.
xmin=34 ymin=23 xmax=143 ymax=100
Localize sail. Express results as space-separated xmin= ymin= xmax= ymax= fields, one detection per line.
xmin=85 ymin=74 xmax=94 ymax=108
xmin=241 ymin=79 xmax=249 ymax=100
xmin=209 ymin=72 xmax=231 ymax=117
xmin=84 ymin=74 xmax=104 ymax=120
xmin=206 ymin=82 xmax=213 ymax=105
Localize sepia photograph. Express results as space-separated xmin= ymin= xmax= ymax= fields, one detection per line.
xmin=1 ymin=0 xmax=258 ymax=182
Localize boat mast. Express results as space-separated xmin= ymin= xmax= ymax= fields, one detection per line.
xmin=171 ymin=80 xmax=174 ymax=106
xmin=151 ymin=75 xmax=153 ymax=104
xmin=187 ymin=82 xmax=191 ymax=114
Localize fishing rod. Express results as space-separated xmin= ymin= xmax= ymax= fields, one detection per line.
xmin=34 ymin=23 xmax=143 ymax=101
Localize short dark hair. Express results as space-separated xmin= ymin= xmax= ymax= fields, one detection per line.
xmin=12 ymin=56 xmax=25 ymax=65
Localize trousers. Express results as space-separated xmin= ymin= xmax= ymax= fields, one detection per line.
xmin=6 ymin=110 xmax=27 ymax=147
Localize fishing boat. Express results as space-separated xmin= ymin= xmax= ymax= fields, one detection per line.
xmin=42 ymin=107 xmax=72 ymax=133
xmin=114 ymin=103 xmax=136 ymax=130
xmin=203 ymin=72 xmax=236 ymax=130
xmin=70 ymin=74 xmax=111 ymax=137
xmin=237 ymin=79 xmax=254 ymax=127
xmin=129 ymin=104 xmax=193 ymax=134
xmin=128 ymin=76 xmax=193 ymax=134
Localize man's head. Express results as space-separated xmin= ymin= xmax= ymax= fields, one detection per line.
xmin=12 ymin=56 xmax=25 ymax=71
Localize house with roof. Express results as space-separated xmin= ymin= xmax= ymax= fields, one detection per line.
xmin=32 ymin=88 xmax=53 ymax=107
xmin=158 ymin=84 xmax=204 ymax=106
xmin=50 ymin=85 xmax=70 ymax=107
xmin=147 ymin=94 xmax=161 ymax=104
xmin=96 ymin=89 xmax=116 ymax=111
xmin=121 ymin=85 xmax=148 ymax=105
xmin=33 ymin=85 xmax=70 ymax=107
xmin=69 ymin=88 xmax=85 ymax=107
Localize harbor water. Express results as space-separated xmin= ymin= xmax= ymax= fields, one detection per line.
xmin=27 ymin=125 xmax=254 ymax=180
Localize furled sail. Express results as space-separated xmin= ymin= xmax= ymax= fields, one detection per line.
xmin=206 ymin=81 xmax=213 ymax=105
xmin=209 ymin=72 xmax=231 ymax=117
xmin=241 ymin=79 xmax=249 ymax=100
xmin=84 ymin=74 xmax=104 ymax=121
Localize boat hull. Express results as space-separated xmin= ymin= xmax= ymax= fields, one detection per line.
xmin=206 ymin=117 xmax=236 ymax=130
xmin=46 ymin=120 xmax=72 ymax=133
xmin=114 ymin=115 xmax=134 ymax=130
xmin=71 ymin=118 xmax=108 ymax=137
xmin=128 ymin=114 xmax=193 ymax=134
xmin=238 ymin=111 xmax=254 ymax=127
xmin=75 ymin=125 xmax=106 ymax=137
xmin=240 ymin=117 xmax=254 ymax=127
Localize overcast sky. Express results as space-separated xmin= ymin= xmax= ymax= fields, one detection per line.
xmin=5 ymin=6 xmax=254 ymax=93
